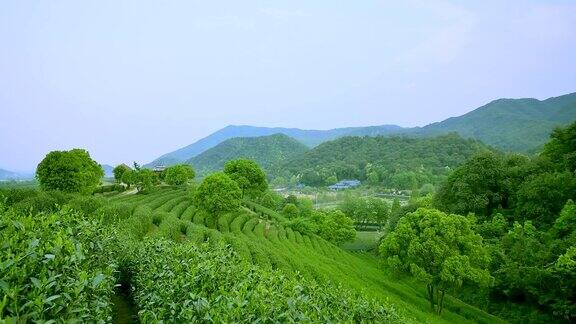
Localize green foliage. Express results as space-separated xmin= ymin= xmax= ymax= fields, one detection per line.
xmin=282 ymin=203 xmax=300 ymax=219
xmin=338 ymin=194 xmax=390 ymax=228
xmin=224 ymin=159 xmax=268 ymax=198
xmin=67 ymin=195 xmax=106 ymax=215
xmin=164 ymin=164 xmax=195 ymax=186
xmin=380 ymin=208 xmax=492 ymax=314
xmin=515 ymin=171 xmax=576 ymax=226
xmin=413 ymin=93 xmax=576 ymax=153
xmin=0 ymin=205 xmax=117 ymax=321
xmin=542 ymin=121 xmax=576 ymax=171
xmin=36 ymin=149 xmax=104 ymax=194
xmin=194 ymin=172 xmax=241 ymax=216
xmin=285 ymin=134 xmax=488 ymax=188
xmin=113 ymin=164 xmax=131 ymax=184
xmin=187 ymin=133 xmax=309 ymax=176
xmin=316 ymin=209 xmax=356 ymax=245
xmin=129 ymin=239 xmax=401 ymax=322
xmin=435 ymin=151 xmax=509 ymax=217
xmin=135 ymin=169 xmax=158 ymax=193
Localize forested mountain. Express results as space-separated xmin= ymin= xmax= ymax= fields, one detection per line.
xmin=145 ymin=125 xmax=405 ymax=167
xmin=412 ymin=92 xmax=576 ymax=152
xmin=0 ymin=168 xmax=33 ymax=180
xmin=277 ymin=133 xmax=490 ymax=189
xmin=0 ymin=168 xmax=19 ymax=180
xmin=147 ymin=92 xmax=576 ymax=167
xmin=187 ymin=134 xmax=309 ymax=175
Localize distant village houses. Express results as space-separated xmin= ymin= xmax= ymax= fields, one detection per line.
xmin=328 ymin=179 xmax=361 ymax=190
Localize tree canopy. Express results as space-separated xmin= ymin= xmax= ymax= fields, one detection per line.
xmin=224 ymin=159 xmax=268 ymax=198
xmin=36 ymin=149 xmax=103 ymax=194
xmin=113 ymin=164 xmax=131 ymax=184
xmin=164 ymin=164 xmax=195 ymax=186
xmin=194 ymin=172 xmax=242 ymax=215
xmin=380 ymin=208 xmax=492 ymax=314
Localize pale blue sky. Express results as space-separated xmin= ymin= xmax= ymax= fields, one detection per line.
xmin=1 ymin=0 xmax=575 ymax=171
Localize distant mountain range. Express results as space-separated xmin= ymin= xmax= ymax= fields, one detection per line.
xmin=146 ymin=92 xmax=576 ymax=167
xmin=187 ymin=134 xmax=309 ymax=175
xmin=0 ymin=168 xmax=34 ymax=180
xmin=101 ymin=164 xmax=115 ymax=178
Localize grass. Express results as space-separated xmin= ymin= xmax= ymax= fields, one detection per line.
xmin=107 ymin=188 xmax=504 ymax=323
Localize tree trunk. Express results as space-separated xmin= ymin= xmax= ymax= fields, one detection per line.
xmin=438 ymin=290 xmax=446 ymax=315
xmin=427 ymin=284 xmax=435 ymax=311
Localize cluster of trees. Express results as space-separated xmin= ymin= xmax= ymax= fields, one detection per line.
xmin=194 ymin=159 xmax=268 ymax=216
xmin=381 ymin=121 xmax=576 ymax=320
xmin=113 ymin=163 xmax=195 ymax=192
xmin=276 ymin=134 xmax=488 ymax=189
xmin=338 ymin=195 xmax=389 ymax=230
xmin=278 ymin=195 xmax=355 ymax=245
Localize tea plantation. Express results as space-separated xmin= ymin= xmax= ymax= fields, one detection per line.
xmin=0 ymin=183 xmax=505 ymax=322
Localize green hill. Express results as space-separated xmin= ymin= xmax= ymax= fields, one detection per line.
xmin=146 ymin=125 xmax=403 ymax=168
xmin=102 ymin=188 xmax=502 ymax=322
xmin=280 ymin=133 xmax=490 ymax=188
xmin=145 ymin=92 xmax=576 ymax=167
xmin=413 ymin=92 xmax=576 ymax=152
xmin=187 ymin=134 xmax=309 ymax=175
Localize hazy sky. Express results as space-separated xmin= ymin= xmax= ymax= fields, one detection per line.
xmin=1 ymin=0 xmax=575 ymax=171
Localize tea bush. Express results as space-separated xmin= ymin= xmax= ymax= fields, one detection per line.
xmin=130 ymin=239 xmax=402 ymax=323
xmin=0 ymin=204 xmax=118 ymax=321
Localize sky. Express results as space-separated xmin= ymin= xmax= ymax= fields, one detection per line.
xmin=1 ymin=0 xmax=575 ymax=172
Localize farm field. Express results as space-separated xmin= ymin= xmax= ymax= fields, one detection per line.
xmin=103 ymin=188 xmax=501 ymax=323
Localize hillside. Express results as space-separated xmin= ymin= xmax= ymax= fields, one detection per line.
xmin=103 ymin=188 xmax=501 ymax=323
xmin=187 ymin=134 xmax=309 ymax=175
xmin=145 ymin=125 xmax=404 ymax=167
xmin=413 ymin=92 xmax=576 ymax=152
xmin=0 ymin=168 xmax=33 ymax=180
xmin=281 ymin=133 xmax=490 ymax=188
xmin=146 ymin=92 xmax=576 ymax=167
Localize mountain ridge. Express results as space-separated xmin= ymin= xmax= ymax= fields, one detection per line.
xmin=145 ymin=92 xmax=576 ymax=167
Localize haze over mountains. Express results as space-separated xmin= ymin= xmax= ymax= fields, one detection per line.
xmin=147 ymin=92 xmax=576 ymax=167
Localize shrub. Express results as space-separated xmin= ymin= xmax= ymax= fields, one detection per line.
xmin=0 ymin=205 xmax=117 ymax=321
xmin=67 ymin=196 xmax=106 ymax=215
xmin=129 ymin=239 xmax=401 ymax=322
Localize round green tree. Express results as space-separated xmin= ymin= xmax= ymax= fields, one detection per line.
xmin=380 ymin=208 xmax=492 ymax=314
xmin=194 ymin=172 xmax=242 ymax=215
xmin=36 ymin=149 xmax=103 ymax=194
xmin=223 ymin=159 xmax=268 ymax=198
xmin=164 ymin=164 xmax=196 ymax=186
xmin=113 ymin=164 xmax=131 ymax=184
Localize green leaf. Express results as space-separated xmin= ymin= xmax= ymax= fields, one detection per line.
xmin=45 ymin=295 xmax=61 ymax=303
xmin=92 ymin=273 xmax=105 ymax=287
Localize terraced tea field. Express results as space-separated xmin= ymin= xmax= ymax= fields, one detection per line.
xmin=107 ymin=188 xmax=502 ymax=323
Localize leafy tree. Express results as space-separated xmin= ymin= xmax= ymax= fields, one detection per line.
xmin=224 ymin=159 xmax=268 ymax=198
xmin=515 ymin=171 xmax=576 ymax=226
xmin=135 ymin=169 xmax=158 ymax=193
xmin=326 ymin=175 xmax=338 ymax=185
xmin=435 ymin=151 xmax=509 ymax=217
xmin=164 ymin=164 xmax=196 ymax=186
xmin=380 ymin=208 xmax=492 ymax=314
xmin=36 ymin=149 xmax=103 ymax=194
xmin=311 ymin=209 xmax=356 ymax=245
xmin=551 ymin=199 xmax=576 ymax=240
xmin=113 ymin=164 xmax=131 ymax=184
xmin=542 ymin=121 xmax=576 ymax=172
xmin=282 ymin=203 xmax=300 ymax=219
xmin=194 ymin=172 xmax=242 ymax=215
xmin=122 ymin=170 xmax=136 ymax=188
